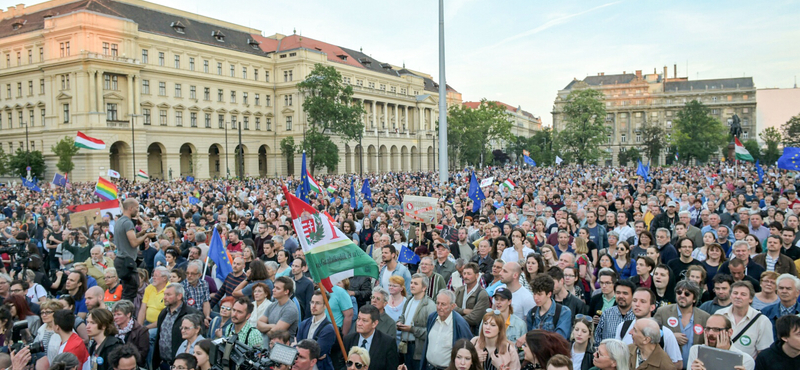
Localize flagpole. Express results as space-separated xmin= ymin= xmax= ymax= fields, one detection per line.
xmin=202 ymin=255 xmax=210 ymax=277
xmin=318 ymin=282 xmax=348 ymax=363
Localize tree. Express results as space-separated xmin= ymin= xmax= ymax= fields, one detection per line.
xmin=297 ymin=64 xmax=366 ymax=174
xmin=280 ymin=136 xmax=297 ymax=176
xmin=760 ymin=126 xmax=783 ymax=164
xmin=51 ymin=136 xmax=81 ymax=176
xmin=638 ymin=120 xmax=668 ymax=164
xmin=556 ymin=89 xmax=610 ymax=165
xmin=742 ymin=139 xmax=762 ymax=162
xmin=672 ymin=100 xmax=727 ymax=163
xmin=491 ymin=150 xmax=510 ymax=165
xmin=618 ymin=147 xmax=641 ymax=167
xmin=9 ymin=149 xmax=46 ymax=178
xmin=781 ymin=114 xmax=800 ymax=147
xmin=444 ymin=100 xmax=513 ymax=167
xmin=0 ymin=146 xmax=8 ymax=176
xmin=617 ymin=149 xmax=630 ymax=167
xmin=528 ymin=128 xmax=556 ymax=167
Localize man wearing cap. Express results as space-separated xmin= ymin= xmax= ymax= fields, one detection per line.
xmin=433 ymin=242 xmax=456 ymax=283
xmin=651 ymin=201 xmax=679 ymax=236
xmin=490 ymin=286 xmax=527 ymax=343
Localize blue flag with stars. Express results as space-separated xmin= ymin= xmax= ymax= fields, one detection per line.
xmin=361 ymin=179 xmax=372 ymax=203
xmin=298 ymin=152 xmax=310 ymax=204
xmin=468 ymin=171 xmax=486 ymax=213
xmin=637 ymin=160 xmax=650 ymax=182
xmin=208 ymin=227 xmax=232 ymax=281
xmin=756 ymin=160 xmax=765 ymax=184
xmin=350 ymin=177 xmax=357 ymax=209
xmin=21 ymin=177 xmax=42 ymax=193
xmin=398 ymin=244 xmax=420 ymax=264
xmin=778 ymin=147 xmax=800 ymax=171
xmin=523 ymin=155 xmax=536 ymax=167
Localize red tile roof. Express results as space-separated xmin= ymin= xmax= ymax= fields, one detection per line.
xmin=249 ymin=33 xmax=366 ymax=69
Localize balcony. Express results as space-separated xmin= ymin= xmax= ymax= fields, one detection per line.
xmin=106 ymin=120 xmax=130 ymax=128
xmin=84 ymin=51 xmax=140 ymax=65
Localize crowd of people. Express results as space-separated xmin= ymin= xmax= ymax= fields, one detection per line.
xmin=0 ymin=162 xmax=799 ymax=370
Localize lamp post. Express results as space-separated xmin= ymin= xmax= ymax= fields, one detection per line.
xmin=238 ymin=121 xmax=243 ymax=179
xmin=224 ymin=121 xmax=230 ymax=178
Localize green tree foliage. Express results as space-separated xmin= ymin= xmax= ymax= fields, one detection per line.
xmin=0 ymin=146 xmax=8 ymax=175
xmin=760 ymin=127 xmax=783 ymax=164
xmin=280 ymin=136 xmax=296 ymax=176
xmin=444 ymin=100 xmax=513 ymax=167
xmin=506 ymin=128 xmax=556 ymax=167
xmin=781 ymin=114 xmax=800 ymax=147
xmin=618 ymin=147 xmax=641 ymax=167
xmin=672 ymin=100 xmax=727 ymax=163
xmin=742 ymin=139 xmax=761 ymax=162
xmin=556 ymin=89 xmax=610 ymax=165
xmin=297 ymin=64 xmax=366 ymax=174
xmin=638 ymin=120 xmax=668 ymax=164
xmin=51 ymin=136 xmax=81 ymax=176
xmin=9 ymin=149 xmax=46 ymax=178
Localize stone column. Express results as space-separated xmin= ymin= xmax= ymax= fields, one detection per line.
xmin=246 ymin=153 xmax=259 ymax=178
xmin=132 ymin=75 xmax=140 ymax=115
xmin=404 ymin=105 xmax=409 ymax=132
xmin=371 ymin=100 xmax=377 ymax=129
xmin=88 ymin=70 xmax=96 ymax=113
xmin=418 ymin=107 xmax=424 ymax=131
xmin=95 ymin=70 xmax=103 ymax=113
xmin=394 ymin=104 xmax=398 ymax=130
xmin=164 ymin=153 xmax=181 ymax=181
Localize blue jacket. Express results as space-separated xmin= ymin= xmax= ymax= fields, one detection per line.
xmin=379 ymin=261 xmax=412 ymax=293
xmin=760 ymin=301 xmax=800 ymax=340
xmin=420 ymin=311 xmax=473 ymax=370
xmin=590 ymin=224 xmax=609 ymax=251
xmin=296 ymin=316 xmax=335 ymax=370
xmin=525 ymin=299 xmax=573 ymax=341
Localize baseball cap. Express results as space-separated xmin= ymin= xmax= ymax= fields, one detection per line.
xmin=667 ymin=201 xmax=676 ymax=207
xmin=494 ymin=287 xmax=512 ymax=300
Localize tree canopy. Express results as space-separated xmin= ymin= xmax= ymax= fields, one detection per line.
xmin=556 ymin=89 xmax=610 ymax=165
xmin=672 ymin=100 xmax=727 ymax=163
xmin=443 ymin=100 xmax=513 ymax=167
xmin=760 ymin=126 xmax=783 ymax=164
xmin=51 ymin=136 xmax=81 ymax=176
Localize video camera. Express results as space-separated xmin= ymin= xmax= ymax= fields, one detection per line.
xmin=8 ymin=321 xmax=46 ymax=355
xmin=210 ymin=335 xmax=297 ymax=370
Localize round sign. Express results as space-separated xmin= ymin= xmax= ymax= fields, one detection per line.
xmin=26 ymin=166 xmax=31 ymax=171
xmin=740 ymin=335 xmax=752 ymax=346
xmin=188 ymin=298 xmax=196 ymax=306
xmin=693 ymin=324 xmax=704 ymax=335
xmin=667 ymin=317 xmax=678 ymax=327
xmin=406 ymin=203 xmax=413 ymax=210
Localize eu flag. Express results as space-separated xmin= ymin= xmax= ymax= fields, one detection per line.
xmin=468 ymin=171 xmax=486 ymax=213
xmin=523 ymin=155 xmax=536 ymax=167
xmin=189 ymin=196 xmax=200 ymax=205
xmin=755 ymin=160 xmax=765 ymax=184
xmin=350 ymin=177 xmax=357 ymax=209
xmin=208 ymin=227 xmax=233 ymax=281
xmin=398 ymin=244 xmax=420 ymax=264
xmin=361 ymin=179 xmax=372 ymax=203
xmin=21 ymin=177 xmax=42 ymax=193
xmin=777 ymin=147 xmax=800 ymax=171
xmin=299 ymin=152 xmax=310 ymax=204
xmin=52 ymin=173 xmax=67 ymax=187
xmin=637 ymin=160 xmax=650 ymax=182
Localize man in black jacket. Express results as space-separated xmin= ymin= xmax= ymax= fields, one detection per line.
xmin=343 ymin=304 xmax=398 ymax=370
xmin=549 ymin=267 xmax=586 ymax=322
xmin=152 ymin=283 xmax=200 ymax=369
xmin=755 ymin=315 xmax=800 ymax=369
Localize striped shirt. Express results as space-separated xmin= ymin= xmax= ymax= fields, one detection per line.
xmin=209 ymin=271 xmax=245 ymax=308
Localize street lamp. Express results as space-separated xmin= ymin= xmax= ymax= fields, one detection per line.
xmin=224 ymin=121 xmax=230 ymax=178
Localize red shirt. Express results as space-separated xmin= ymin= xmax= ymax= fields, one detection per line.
xmin=62 ymin=332 xmax=89 ymax=366
xmin=228 ymin=240 xmax=243 ymax=253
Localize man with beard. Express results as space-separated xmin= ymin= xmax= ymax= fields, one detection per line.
xmin=687 ymin=314 xmax=754 ymax=370
xmin=377 ymin=244 xmax=412 ymax=293
xmin=595 ymin=280 xmax=636 ymax=344
xmin=654 ymin=281 xmax=710 ymax=366
xmin=616 ymin=288 xmax=683 ymax=368
xmin=700 ymin=274 xmax=734 ymax=315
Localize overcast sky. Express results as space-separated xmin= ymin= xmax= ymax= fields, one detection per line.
xmin=28 ymin=0 xmax=800 ymax=126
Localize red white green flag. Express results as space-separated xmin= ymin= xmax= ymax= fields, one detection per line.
xmin=281 ymin=185 xmax=378 ymax=292
xmin=734 ymin=137 xmax=754 ymax=162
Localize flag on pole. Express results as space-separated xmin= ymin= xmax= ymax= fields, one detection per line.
xmin=136 ymin=169 xmax=149 ymax=181
xmin=52 ymin=173 xmax=67 ymax=187
xmin=398 ymin=244 xmax=421 ymax=264
xmin=349 ymin=178 xmax=357 ymax=209
xmin=637 ymin=160 xmax=650 ymax=182
xmin=208 ymin=227 xmax=233 ymax=281
xmin=502 ymin=179 xmax=516 ymax=191
xmin=756 ymin=160 xmax=764 ymax=184
xmin=468 ymin=172 xmax=486 ymax=213
xmin=107 ymin=169 xmax=120 ymax=179
xmin=674 ymin=152 xmax=679 ymax=162
xmin=777 ymin=147 xmax=800 ymax=171
xmin=555 ymin=156 xmax=564 ymax=165
xmin=307 ymin=170 xmax=322 ymax=194
xmin=282 ymin=185 xmax=379 ymax=292
xmin=326 ymin=185 xmax=337 ymax=193
xmin=734 ymin=137 xmax=754 ymax=162
xmin=298 ymin=152 xmax=310 ymax=204
xmin=95 ymin=177 xmax=118 ymax=200
xmin=523 ymin=155 xmax=536 ymax=167
xmin=75 ymin=131 xmax=106 ymax=150
xmin=21 ymin=177 xmax=42 ymax=192
xmin=360 ymin=179 xmax=372 ymax=203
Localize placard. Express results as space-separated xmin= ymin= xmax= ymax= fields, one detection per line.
xmin=402 ymin=195 xmax=439 ymax=224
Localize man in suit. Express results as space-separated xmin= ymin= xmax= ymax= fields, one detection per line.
xmin=153 ymin=283 xmax=200 ymax=369
xmin=679 ymin=212 xmax=704 ymax=249
xmin=653 ymin=280 xmax=709 ymax=367
xmin=453 ymin=262 xmax=491 ymax=334
xmin=420 ymin=290 xmax=474 ymax=370
xmin=297 ymin=290 xmax=335 ymax=370
xmin=343 ymin=304 xmax=398 ymax=370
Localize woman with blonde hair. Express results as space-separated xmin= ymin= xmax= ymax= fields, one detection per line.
xmin=33 ymin=299 xmax=66 ymax=368
xmin=347 ymin=346 xmax=370 ymax=370
xmin=385 ymin=275 xmax=407 ymax=328
xmin=471 ymin=310 xmax=520 ymax=370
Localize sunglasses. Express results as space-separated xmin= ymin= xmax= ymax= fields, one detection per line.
xmin=575 ymin=314 xmax=592 ymax=322
xmin=676 ymin=290 xmax=693 ymax=297
xmin=485 ymin=308 xmax=501 ymax=315
xmin=346 ymin=361 xmax=365 ymax=369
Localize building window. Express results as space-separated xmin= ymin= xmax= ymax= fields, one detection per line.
xmin=242 ymin=67 xmax=247 ymax=79
xmin=18 ymin=111 xmax=23 ymax=127
xmin=266 ymin=96 xmax=271 ymax=107
xmin=286 ymin=116 xmax=292 ymax=131
xmin=368 ymin=82 xmax=375 ymax=89
xmin=27 ymin=50 xmax=32 ymax=64
xmin=231 ymin=116 xmax=237 ymax=129
xmin=743 ymin=108 xmax=749 ymax=113
xmin=16 ymin=52 xmax=20 ymax=65
xmin=111 ymin=44 xmax=118 ymax=57
xmin=265 ymin=71 xmax=269 ymax=82
xmin=712 ymin=96 xmax=718 ymax=102
xmin=174 ymin=55 xmax=180 ymax=68
xmin=205 ymin=113 xmax=211 ymax=128
xmin=142 ymin=80 xmax=150 ymax=94
xmin=39 ymin=79 xmax=44 ymax=94
xmin=743 ymin=118 xmax=749 ymax=126
xmin=189 ymin=57 xmax=195 ymax=71
xmin=143 ymin=109 xmax=151 ymax=125
xmin=284 ymin=70 xmax=293 ymax=82
xmin=159 ymin=110 xmax=167 ymax=125
xmin=230 ymin=91 xmax=236 ymax=103
xmin=159 ymin=82 xmax=166 ymax=96
xmin=63 ymin=42 xmax=70 ymax=56
xmin=230 ymin=65 xmax=235 ymax=77
xmin=285 ymin=95 xmax=292 ymax=106
xmin=636 ymin=134 xmax=641 ymax=143
xmin=17 ymin=82 xmax=22 ymax=97
xmin=380 ymin=84 xmax=386 ymax=91
xmin=621 ymin=134 xmax=627 ymax=143
xmin=5 ymin=54 xmax=9 ymax=67
xmin=29 ymin=110 xmax=34 ymax=126
xmin=254 ymin=69 xmax=259 ymax=81
xmin=204 ymin=60 xmax=209 ymax=73
xmin=158 ymin=52 xmax=165 ymax=66
xmin=6 ymin=84 xmax=10 ymax=97
xmin=218 ymin=114 xmax=224 ymax=128
xmin=104 ymin=75 xmax=110 ymax=89
xmin=27 ymin=81 xmax=32 ymax=96
xmin=6 ymin=113 xmax=10 ymax=128
xmin=175 ymin=111 xmax=183 ymax=126
xmin=106 ymin=103 xmax=118 ymax=121
xmin=255 ymin=117 xmax=260 ymax=130
xmin=39 ymin=47 xmax=43 ymax=62
xmin=266 ymin=118 xmax=271 ymax=131
xmin=666 ymin=120 xmax=672 ymax=128
xmin=142 ymin=49 xmax=148 ymax=63
xmin=218 ymin=89 xmax=223 ymax=102
xmin=103 ymin=42 xmax=109 ymax=55
xmin=255 ymin=94 xmax=260 ymax=105
xmin=40 ymin=109 xmax=45 ymax=126
xmin=607 ymin=135 xmax=612 ymax=144
xmin=190 ymin=86 xmax=196 ymax=99
xmin=106 ymin=75 xmax=118 ymax=90
xmin=217 ymin=63 xmax=222 ymax=75
xmin=175 ymin=84 xmax=182 ymax=98
xmin=63 ymin=104 xmax=70 ymax=123
xmin=186 ymin=112 xmax=195 ymax=127
xmin=243 ymin=116 xmax=249 ymax=130
xmin=743 ymin=130 xmax=749 ymax=139
xmin=711 ymin=109 xmax=718 ymax=114
xmin=243 ymin=92 xmax=248 ymax=105
xmin=204 ymin=87 xmax=210 ymax=101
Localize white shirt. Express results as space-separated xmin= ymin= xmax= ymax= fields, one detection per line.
xmin=306 ymin=315 xmax=326 ymax=340
xmin=426 ymin=312 xmax=453 ymax=368
xmin=250 ymin=299 xmax=273 ymax=328
xmin=615 ymin=318 xmax=683 ymax=363
xmin=687 ymin=344 xmax=755 ymax=370
xmin=717 ymin=305 xmax=774 ymax=358
xmin=615 ymin=225 xmax=635 ymax=243
xmin=501 ymin=246 xmax=536 ymax=264
xmin=511 ymin=285 xmax=535 ymax=321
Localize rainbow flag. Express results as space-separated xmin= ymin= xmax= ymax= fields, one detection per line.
xmin=95 ymin=177 xmax=118 ymax=200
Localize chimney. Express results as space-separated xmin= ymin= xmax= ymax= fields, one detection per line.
xmin=663 ymin=66 xmax=668 ymax=79
xmin=600 ymin=72 xmax=604 ymax=76
xmin=623 ymin=71 xmax=626 ymax=75
xmin=674 ymin=64 xmax=677 ymax=78
xmin=635 ymin=70 xmax=642 ymax=79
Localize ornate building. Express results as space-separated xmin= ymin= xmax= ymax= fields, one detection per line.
xmin=0 ymin=0 xmax=446 ymax=181
xmin=552 ymin=67 xmax=756 ymax=166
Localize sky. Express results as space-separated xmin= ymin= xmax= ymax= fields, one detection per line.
xmin=24 ymin=0 xmax=800 ymax=126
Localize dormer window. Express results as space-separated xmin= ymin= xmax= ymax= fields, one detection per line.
xmin=11 ymin=20 xmax=24 ymax=30
xmin=171 ymin=21 xmax=185 ymax=34
xmin=337 ymin=54 xmax=348 ymax=61
xmin=212 ymin=31 xmax=225 ymax=42
xmin=380 ymin=63 xmax=392 ymax=70
xmin=247 ymin=39 xmax=260 ymax=50
xmin=358 ymin=58 xmax=371 ymax=66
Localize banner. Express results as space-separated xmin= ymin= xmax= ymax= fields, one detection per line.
xmin=402 ymin=195 xmax=439 ymax=224
xmin=479 ymin=177 xmax=494 ymax=188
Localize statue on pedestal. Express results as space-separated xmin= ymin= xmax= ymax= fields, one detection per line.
xmin=729 ymin=113 xmax=742 ymax=139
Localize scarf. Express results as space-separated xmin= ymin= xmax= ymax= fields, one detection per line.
xmin=116 ymin=318 xmax=135 ymax=341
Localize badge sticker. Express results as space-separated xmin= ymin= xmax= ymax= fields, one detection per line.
xmin=188 ymin=298 xmax=196 ymax=306
xmin=667 ymin=317 xmax=678 ymax=327
xmin=97 ymin=357 xmax=104 ymax=365
xmin=740 ymin=335 xmax=752 ymax=346
xmin=693 ymin=324 xmax=703 ymax=335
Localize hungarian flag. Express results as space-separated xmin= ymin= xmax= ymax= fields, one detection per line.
xmin=326 ymin=185 xmax=337 ymax=193
xmin=734 ymin=137 xmax=754 ymax=162
xmin=281 ymin=185 xmax=378 ymax=292
xmin=502 ymin=179 xmax=516 ymax=191
xmin=75 ymin=131 xmax=106 ymax=150
xmin=307 ymin=170 xmax=322 ymax=194
xmin=137 ymin=169 xmax=149 ymax=181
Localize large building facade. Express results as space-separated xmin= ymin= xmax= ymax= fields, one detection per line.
xmin=0 ymin=0 xmax=447 ymax=181
xmin=552 ymin=67 xmax=756 ymax=166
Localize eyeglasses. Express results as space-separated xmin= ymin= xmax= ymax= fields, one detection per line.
xmin=704 ymin=327 xmax=727 ymax=333
xmin=9 ymin=289 xmax=23 ymax=294
xmin=41 ymin=310 xmax=54 ymax=315
xmin=676 ymin=290 xmax=693 ymax=297
xmin=485 ymin=308 xmax=501 ymax=315
xmin=346 ymin=361 xmax=365 ymax=369
xmin=221 ymin=306 xmax=232 ymax=311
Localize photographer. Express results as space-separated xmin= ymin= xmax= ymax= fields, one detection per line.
xmin=61 ymin=231 xmax=92 ymax=273
xmin=44 ymin=221 xmax=65 ymax=273
xmin=114 ymin=199 xmax=156 ymax=302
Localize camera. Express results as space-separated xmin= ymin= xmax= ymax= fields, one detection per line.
xmin=8 ymin=321 xmax=45 ymax=355
xmin=10 ymin=340 xmax=46 ymax=355
xmin=209 ymin=335 xmax=297 ymax=370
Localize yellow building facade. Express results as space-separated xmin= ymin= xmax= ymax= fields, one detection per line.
xmin=0 ymin=0 xmax=445 ymax=181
